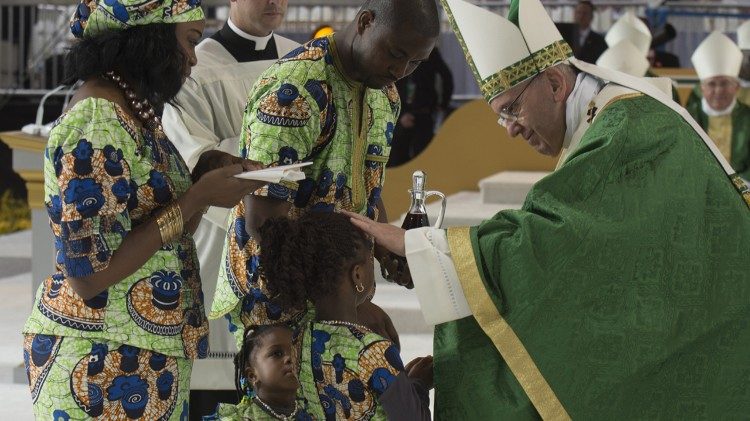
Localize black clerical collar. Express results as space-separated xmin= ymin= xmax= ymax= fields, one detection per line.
xmin=210 ymin=22 xmax=279 ymax=63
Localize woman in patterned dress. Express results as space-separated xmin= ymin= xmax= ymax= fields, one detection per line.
xmin=246 ymin=212 xmax=433 ymax=420
xmin=21 ymin=1 xmax=266 ymax=419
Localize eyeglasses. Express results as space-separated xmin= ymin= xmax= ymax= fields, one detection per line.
xmin=497 ymin=73 xmax=540 ymax=128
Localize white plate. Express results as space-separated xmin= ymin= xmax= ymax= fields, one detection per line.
xmin=233 ymin=162 xmax=313 ymax=183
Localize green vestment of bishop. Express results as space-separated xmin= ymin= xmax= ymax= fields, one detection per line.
xmin=686 ymin=95 xmax=750 ymax=180
xmin=433 ymin=92 xmax=750 ymax=420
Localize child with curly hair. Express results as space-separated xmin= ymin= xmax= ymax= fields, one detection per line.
xmin=253 ymin=211 xmax=432 ymax=420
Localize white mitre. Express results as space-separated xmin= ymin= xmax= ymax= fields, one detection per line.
xmin=605 ymin=12 xmax=652 ymax=55
xmin=737 ymin=20 xmax=750 ymax=50
xmin=691 ymin=31 xmax=742 ymax=81
xmin=597 ymin=39 xmax=650 ymax=77
xmin=439 ymin=0 xmax=572 ymax=102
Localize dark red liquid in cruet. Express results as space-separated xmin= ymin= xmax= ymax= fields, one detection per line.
xmin=401 ymin=212 xmax=430 ymax=230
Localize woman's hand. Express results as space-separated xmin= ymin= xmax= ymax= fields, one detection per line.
xmin=405 ymin=355 xmax=434 ymax=389
xmin=188 ymin=164 xmax=266 ymax=209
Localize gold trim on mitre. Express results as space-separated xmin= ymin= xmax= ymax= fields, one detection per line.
xmin=440 ymin=0 xmax=572 ymax=102
xmin=480 ymin=40 xmax=572 ymax=102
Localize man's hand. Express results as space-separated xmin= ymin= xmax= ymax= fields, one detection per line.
xmin=341 ymin=210 xmax=407 ymax=257
xmin=357 ymin=301 xmax=400 ymax=349
xmin=192 ymin=150 xmax=263 ymax=183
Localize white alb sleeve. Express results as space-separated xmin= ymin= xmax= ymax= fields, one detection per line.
xmin=405 ymin=227 xmax=472 ymax=325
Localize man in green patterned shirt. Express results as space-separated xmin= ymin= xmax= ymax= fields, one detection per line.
xmin=210 ymin=0 xmax=440 ymax=345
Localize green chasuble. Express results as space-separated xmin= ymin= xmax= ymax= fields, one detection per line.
xmin=433 ymin=93 xmax=750 ymax=419
xmin=686 ymin=98 xmax=750 ymax=180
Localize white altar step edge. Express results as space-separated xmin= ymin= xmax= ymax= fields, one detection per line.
xmin=479 ymin=171 xmax=550 ymax=205
xmin=0 ymin=384 xmax=33 ymax=419
xmin=0 ymin=229 xmax=32 ymax=260
xmin=0 ymin=270 xmax=35 ymax=419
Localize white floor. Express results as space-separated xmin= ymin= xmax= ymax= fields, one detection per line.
xmin=0 ymin=230 xmax=433 ymax=419
xmin=0 ymin=230 xmax=35 ymax=420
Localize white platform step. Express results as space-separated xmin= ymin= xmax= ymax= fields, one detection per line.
xmin=397 ymin=191 xmax=520 ymax=228
xmin=479 ymin=171 xmax=549 ymax=205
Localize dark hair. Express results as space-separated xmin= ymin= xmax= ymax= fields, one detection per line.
xmin=63 ymin=23 xmax=187 ymax=111
xmin=577 ymin=0 xmax=595 ymax=12
xmin=258 ymin=212 xmax=372 ymax=311
xmin=362 ymin=0 xmax=440 ymax=38
xmin=235 ymin=324 xmax=291 ymax=398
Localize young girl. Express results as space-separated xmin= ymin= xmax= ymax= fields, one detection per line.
xmin=210 ymin=324 xmax=312 ymax=420
xmin=257 ymin=211 xmax=433 ymax=420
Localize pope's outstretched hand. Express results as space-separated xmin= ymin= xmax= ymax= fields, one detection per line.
xmin=341 ymin=210 xmax=407 ymax=257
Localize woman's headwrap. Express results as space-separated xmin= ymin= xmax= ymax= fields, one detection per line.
xmin=70 ymin=0 xmax=204 ymax=39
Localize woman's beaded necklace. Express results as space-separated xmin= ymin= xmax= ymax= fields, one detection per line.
xmin=102 ymin=70 xmax=163 ymax=132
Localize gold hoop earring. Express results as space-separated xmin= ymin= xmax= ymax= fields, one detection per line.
xmin=356 ymin=284 xmax=365 ymax=293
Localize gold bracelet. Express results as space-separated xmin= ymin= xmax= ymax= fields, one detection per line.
xmin=156 ymin=202 xmax=184 ymax=245
xmin=168 ymin=203 xmax=184 ymax=243
xmin=156 ymin=211 xmax=170 ymax=245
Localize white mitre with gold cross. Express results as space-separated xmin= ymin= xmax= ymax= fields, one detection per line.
xmin=691 ymin=31 xmax=742 ymax=81
xmin=605 ymin=12 xmax=652 ymax=55
xmin=439 ymin=0 xmax=572 ymax=102
xmin=737 ymin=20 xmax=750 ymax=50
xmin=597 ymin=40 xmax=650 ymax=77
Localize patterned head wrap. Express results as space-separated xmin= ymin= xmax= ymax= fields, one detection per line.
xmin=70 ymin=0 xmax=204 ymax=39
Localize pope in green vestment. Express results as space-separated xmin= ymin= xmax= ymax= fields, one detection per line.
xmin=434 ymin=8 xmax=750 ymax=418
xmin=347 ymin=0 xmax=750 ymax=419
xmin=434 ymin=88 xmax=750 ymax=420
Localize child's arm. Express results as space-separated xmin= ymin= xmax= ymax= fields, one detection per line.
xmin=378 ymin=370 xmax=432 ymax=421
xmin=361 ymin=343 xmax=432 ymax=420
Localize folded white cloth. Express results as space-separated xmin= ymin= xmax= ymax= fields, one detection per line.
xmin=233 ymin=162 xmax=312 ymax=183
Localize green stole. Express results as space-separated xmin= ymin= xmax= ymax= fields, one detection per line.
xmin=432 ymin=83 xmax=750 ymax=419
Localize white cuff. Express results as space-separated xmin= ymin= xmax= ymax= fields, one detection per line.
xmin=405 ymin=227 xmax=472 ymax=325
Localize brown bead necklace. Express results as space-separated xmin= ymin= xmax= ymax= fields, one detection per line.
xmin=102 ymin=70 xmax=163 ymax=132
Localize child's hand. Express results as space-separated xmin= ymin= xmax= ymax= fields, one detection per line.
xmin=406 ymin=355 xmax=434 ymax=390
